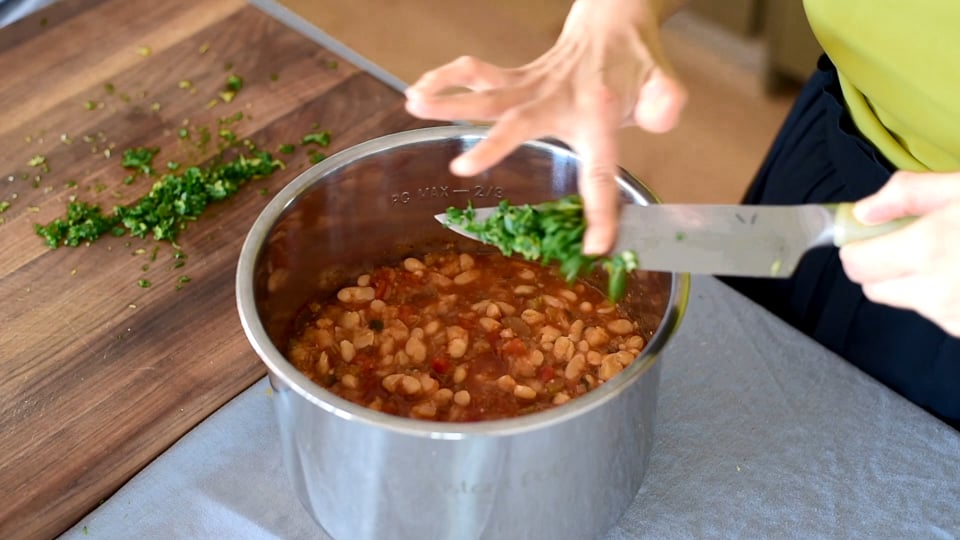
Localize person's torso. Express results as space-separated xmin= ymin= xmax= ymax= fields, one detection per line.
xmin=803 ymin=0 xmax=960 ymax=172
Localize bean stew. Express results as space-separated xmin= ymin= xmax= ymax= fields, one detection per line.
xmin=287 ymin=251 xmax=653 ymax=422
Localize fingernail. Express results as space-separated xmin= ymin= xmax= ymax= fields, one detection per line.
xmin=450 ymin=157 xmax=472 ymax=176
xmin=405 ymin=99 xmax=426 ymax=116
xmin=852 ymin=202 xmax=868 ymax=222
xmin=582 ymin=229 xmax=609 ymax=256
xmin=643 ymin=79 xmax=666 ymax=101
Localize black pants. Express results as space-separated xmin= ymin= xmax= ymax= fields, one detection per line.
xmin=723 ymin=56 xmax=960 ymax=429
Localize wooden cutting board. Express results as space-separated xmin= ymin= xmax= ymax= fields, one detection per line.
xmin=0 ymin=0 xmax=439 ymax=537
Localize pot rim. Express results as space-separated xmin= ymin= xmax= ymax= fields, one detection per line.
xmin=236 ymin=125 xmax=689 ymax=439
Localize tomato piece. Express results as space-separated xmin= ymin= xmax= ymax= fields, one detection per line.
xmin=374 ymin=279 xmax=389 ymax=300
xmin=353 ymin=353 xmax=376 ymax=371
xmin=430 ymin=356 xmax=451 ymax=374
xmin=539 ymin=365 xmax=555 ymax=382
xmin=397 ymin=305 xmax=415 ymax=325
xmin=502 ymin=337 xmax=527 ymax=357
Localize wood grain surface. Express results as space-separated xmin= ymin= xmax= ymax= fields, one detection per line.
xmin=0 ymin=0 xmax=437 ymax=537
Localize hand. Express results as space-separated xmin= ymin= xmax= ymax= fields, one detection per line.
xmin=839 ymin=171 xmax=960 ymax=337
xmin=404 ymin=0 xmax=688 ymax=254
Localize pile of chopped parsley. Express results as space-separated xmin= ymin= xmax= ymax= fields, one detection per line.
xmin=24 ymin=57 xmax=336 ymax=293
xmin=35 ymin=147 xmax=282 ymax=248
xmin=444 ymin=195 xmax=639 ymax=301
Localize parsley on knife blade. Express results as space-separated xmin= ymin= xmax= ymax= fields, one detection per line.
xmin=444 ymin=195 xmax=639 ymax=301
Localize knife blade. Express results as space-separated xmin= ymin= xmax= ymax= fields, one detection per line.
xmin=435 ymin=202 xmax=915 ymax=278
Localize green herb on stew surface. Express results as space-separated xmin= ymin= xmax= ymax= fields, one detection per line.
xmin=137 ymin=279 xmax=151 ymax=288
xmin=443 ymin=195 xmax=639 ymax=301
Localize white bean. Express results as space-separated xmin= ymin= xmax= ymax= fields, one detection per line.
xmin=448 ymin=337 xmax=468 ymax=359
xmin=340 ymin=340 xmax=356 ymax=362
xmin=403 ymin=257 xmax=426 ymax=272
xmin=405 ymin=335 xmax=427 ymax=363
xmin=454 ymin=269 xmax=482 ymax=285
xmin=607 ymin=319 xmax=635 ymax=335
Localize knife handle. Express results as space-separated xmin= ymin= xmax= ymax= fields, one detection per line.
xmin=829 ymin=202 xmax=918 ymax=246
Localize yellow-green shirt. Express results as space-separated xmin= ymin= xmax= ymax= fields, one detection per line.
xmin=803 ymin=0 xmax=960 ymax=172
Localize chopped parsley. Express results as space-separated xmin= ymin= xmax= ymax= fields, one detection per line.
xmin=137 ymin=279 xmax=151 ymax=288
xmin=301 ymin=131 xmax=331 ymax=146
xmin=226 ymin=74 xmax=243 ymax=92
xmin=444 ymin=195 xmax=639 ymax=301
xmin=114 ymin=150 xmax=281 ymax=241
xmin=278 ymin=144 xmax=295 ymax=154
xmin=33 ymin=201 xmax=122 ymax=248
xmin=121 ymin=147 xmax=160 ymax=176
xmin=36 ymin=149 xmax=282 ymax=248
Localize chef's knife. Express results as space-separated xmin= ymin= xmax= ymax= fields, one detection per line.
xmin=435 ymin=202 xmax=916 ymax=277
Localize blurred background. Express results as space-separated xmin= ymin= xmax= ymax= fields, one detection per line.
xmin=5 ymin=0 xmax=821 ymax=204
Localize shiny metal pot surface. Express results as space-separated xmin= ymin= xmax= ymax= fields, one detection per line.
xmin=236 ymin=125 xmax=688 ymax=540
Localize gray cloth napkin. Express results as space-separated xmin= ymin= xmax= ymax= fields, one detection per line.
xmin=59 ymin=277 xmax=960 ymax=539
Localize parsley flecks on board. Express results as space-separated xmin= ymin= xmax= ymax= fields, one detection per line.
xmin=121 ymin=147 xmax=160 ymax=175
xmin=35 ymin=148 xmax=282 ymax=248
xmin=301 ymin=131 xmax=331 ymax=146
xmin=444 ymin=195 xmax=639 ymax=301
xmin=34 ymin=201 xmax=123 ymax=248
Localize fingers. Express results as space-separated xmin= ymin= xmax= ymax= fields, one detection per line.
xmin=853 ymin=170 xmax=960 ymax=224
xmin=839 ymin=219 xmax=926 ymax=283
xmin=578 ymin=147 xmax=621 ymax=255
xmin=860 ymin=275 xmax=928 ymax=312
xmin=629 ymin=23 xmax=687 ymax=133
xmin=860 ymin=275 xmax=960 ymax=338
xmin=576 ymin=89 xmax=622 ymax=255
xmin=632 ymin=69 xmax=687 ymax=133
xmin=405 ymin=55 xmax=516 ymax=99
xmin=449 ymin=105 xmax=547 ymax=176
xmin=405 ymin=87 xmax=528 ymax=122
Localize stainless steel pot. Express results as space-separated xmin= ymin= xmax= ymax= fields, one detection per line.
xmin=236 ymin=125 xmax=688 ymax=540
